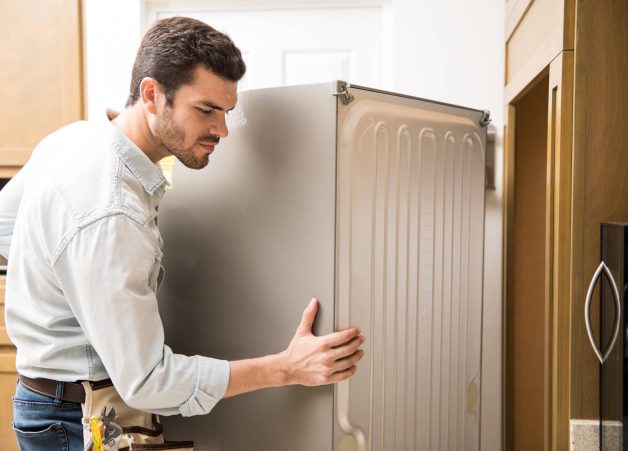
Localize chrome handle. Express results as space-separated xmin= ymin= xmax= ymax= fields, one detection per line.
xmin=584 ymin=261 xmax=622 ymax=364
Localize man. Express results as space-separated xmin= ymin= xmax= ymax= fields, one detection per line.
xmin=0 ymin=17 xmax=364 ymax=450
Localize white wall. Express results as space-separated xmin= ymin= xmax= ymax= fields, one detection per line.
xmin=82 ymin=0 xmax=143 ymax=120
xmin=84 ymin=0 xmax=504 ymax=127
xmin=83 ymin=1 xmax=504 ymax=449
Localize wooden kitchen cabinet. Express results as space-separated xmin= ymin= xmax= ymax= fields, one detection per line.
xmin=504 ymin=1 xmax=628 ymax=450
xmin=0 ymin=278 xmax=17 ymax=449
xmin=504 ymin=0 xmax=574 ymax=103
xmin=570 ymin=0 xmax=628 ymax=429
xmin=0 ymin=1 xmax=84 ymax=448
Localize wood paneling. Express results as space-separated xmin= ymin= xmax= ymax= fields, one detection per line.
xmin=0 ymin=2 xmax=84 ymax=449
xmin=0 ymin=0 xmax=83 ymax=164
xmin=0 ymin=149 xmax=30 ymax=179
xmin=505 ymin=0 xmax=628 ymax=448
xmin=571 ymin=0 xmax=628 ymax=420
xmin=547 ymin=51 xmax=573 ymax=451
xmin=505 ymin=0 xmax=534 ymax=41
xmin=502 ymin=104 xmax=515 ymax=451
xmin=506 ymin=0 xmax=562 ymax=84
xmin=505 ymin=0 xmax=575 ymax=103
xmin=0 ymin=277 xmax=16 ymax=449
xmin=506 ymin=74 xmax=549 ymax=451
xmin=0 ymin=352 xmax=17 ymax=450
xmin=0 ymin=277 xmax=15 ymax=348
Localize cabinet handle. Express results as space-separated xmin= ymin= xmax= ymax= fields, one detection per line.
xmin=584 ymin=261 xmax=622 ymax=364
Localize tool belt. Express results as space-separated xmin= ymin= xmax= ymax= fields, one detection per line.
xmin=17 ymin=374 xmax=194 ymax=450
xmin=80 ymin=379 xmax=194 ymax=450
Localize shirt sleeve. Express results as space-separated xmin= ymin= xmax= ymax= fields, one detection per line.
xmin=53 ymin=213 xmax=230 ymax=416
xmin=0 ymin=166 xmax=27 ymax=259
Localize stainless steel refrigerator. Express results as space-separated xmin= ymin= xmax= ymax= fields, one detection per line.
xmin=157 ymin=81 xmax=490 ymax=451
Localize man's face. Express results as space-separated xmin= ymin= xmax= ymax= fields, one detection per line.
xmin=153 ymin=66 xmax=238 ymax=169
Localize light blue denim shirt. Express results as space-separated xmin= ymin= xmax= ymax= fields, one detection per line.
xmin=0 ymin=112 xmax=230 ymax=416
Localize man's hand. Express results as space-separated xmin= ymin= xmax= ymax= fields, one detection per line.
xmin=278 ymin=298 xmax=365 ymax=386
xmin=224 ymin=298 xmax=365 ymax=398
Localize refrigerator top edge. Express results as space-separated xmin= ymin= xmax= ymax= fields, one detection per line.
xmin=343 ymin=82 xmax=488 ymax=116
xmin=238 ymin=80 xmax=490 ymax=126
xmin=238 ymin=81 xmax=337 ymax=98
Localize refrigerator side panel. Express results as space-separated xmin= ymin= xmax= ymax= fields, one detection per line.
xmin=333 ymin=88 xmax=486 ymax=451
xmin=157 ymin=83 xmax=337 ymax=451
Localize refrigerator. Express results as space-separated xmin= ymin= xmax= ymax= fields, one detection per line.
xmin=157 ymin=81 xmax=490 ymax=451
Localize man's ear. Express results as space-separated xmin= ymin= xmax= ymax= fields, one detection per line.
xmin=139 ymin=77 xmax=160 ymax=114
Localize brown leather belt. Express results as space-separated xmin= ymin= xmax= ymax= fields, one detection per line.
xmin=18 ymin=373 xmax=112 ymax=404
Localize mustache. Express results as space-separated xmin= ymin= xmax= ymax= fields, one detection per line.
xmin=198 ymin=135 xmax=220 ymax=144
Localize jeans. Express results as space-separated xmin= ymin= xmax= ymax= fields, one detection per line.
xmin=12 ymin=379 xmax=84 ymax=451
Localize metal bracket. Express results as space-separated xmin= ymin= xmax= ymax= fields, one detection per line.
xmin=480 ymin=110 xmax=491 ymax=127
xmin=485 ymin=124 xmax=496 ymax=190
xmin=333 ymin=80 xmax=355 ymax=105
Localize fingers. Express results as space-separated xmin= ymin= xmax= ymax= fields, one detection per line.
xmin=327 ymin=365 xmax=358 ymax=384
xmin=296 ymin=298 xmax=318 ymax=336
xmin=322 ymin=326 xmax=361 ymax=348
xmin=329 ymin=335 xmax=365 ymax=360
xmin=287 ymin=312 xmax=365 ymax=387
xmin=331 ymin=349 xmax=364 ymax=373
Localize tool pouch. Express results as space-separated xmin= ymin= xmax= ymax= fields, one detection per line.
xmin=81 ymin=380 xmax=194 ymax=450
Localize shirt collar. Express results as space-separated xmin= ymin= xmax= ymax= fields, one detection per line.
xmin=102 ymin=109 xmax=167 ymax=195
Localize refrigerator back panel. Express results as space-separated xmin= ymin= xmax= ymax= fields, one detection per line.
xmin=157 ymin=82 xmax=487 ymax=451
xmin=333 ymin=86 xmax=486 ymax=451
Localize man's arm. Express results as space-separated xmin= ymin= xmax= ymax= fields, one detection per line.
xmin=56 ymin=214 xmax=363 ymax=413
xmin=225 ymin=298 xmax=365 ymax=398
xmin=55 ymin=213 xmax=230 ymax=416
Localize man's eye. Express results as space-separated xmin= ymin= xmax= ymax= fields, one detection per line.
xmin=198 ymin=108 xmax=214 ymax=115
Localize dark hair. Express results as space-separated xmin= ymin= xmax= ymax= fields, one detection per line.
xmin=126 ymin=16 xmax=246 ymax=107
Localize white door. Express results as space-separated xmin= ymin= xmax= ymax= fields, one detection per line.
xmin=143 ymin=1 xmax=384 ymax=90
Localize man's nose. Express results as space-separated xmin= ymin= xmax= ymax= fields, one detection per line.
xmin=210 ymin=113 xmax=228 ymax=138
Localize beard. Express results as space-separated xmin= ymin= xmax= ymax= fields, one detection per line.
xmin=153 ymin=105 xmax=219 ymax=170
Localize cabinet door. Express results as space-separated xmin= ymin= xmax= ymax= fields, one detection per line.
xmin=570 ymin=1 xmax=628 ymax=449
xmin=0 ymin=0 xmax=83 ymax=171
xmin=0 ymin=1 xmax=84 ymax=448
xmin=0 ymin=278 xmax=17 ymax=449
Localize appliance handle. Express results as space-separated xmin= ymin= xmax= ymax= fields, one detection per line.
xmin=584 ymin=261 xmax=622 ymax=364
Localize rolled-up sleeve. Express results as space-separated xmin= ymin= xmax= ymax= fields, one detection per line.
xmin=53 ymin=213 xmax=230 ymax=416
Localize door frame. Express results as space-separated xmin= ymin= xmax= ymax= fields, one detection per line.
xmin=502 ymin=50 xmax=574 ymax=451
